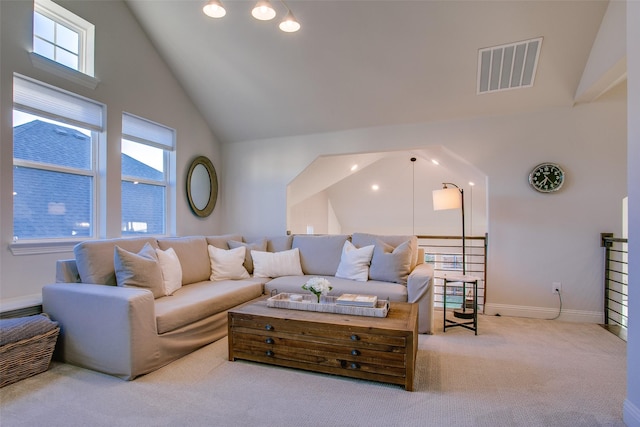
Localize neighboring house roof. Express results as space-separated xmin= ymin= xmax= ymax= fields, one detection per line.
xmin=13 ymin=120 xmax=164 ymax=238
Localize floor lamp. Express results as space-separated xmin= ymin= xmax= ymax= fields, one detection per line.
xmin=432 ymin=183 xmax=466 ymax=275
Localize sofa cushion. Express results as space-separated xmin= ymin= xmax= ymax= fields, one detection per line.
xmin=369 ymin=240 xmax=413 ymax=284
xmin=205 ymin=234 xmax=243 ymax=249
xmin=351 ymin=233 xmax=419 ymax=270
xmin=74 ymin=237 xmax=158 ymax=285
xmin=154 ymin=279 xmax=263 ymax=334
xmin=156 ymin=247 xmax=183 ymax=296
xmin=292 ymin=234 xmax=350 ymax=276
xmin=157 ymin=236 xmax=209 ymax=285
xmin=227 ymin=239 xmax=267 ymax=274
xmin=265 ymin=275 xmax=408 ymax=302
xmin=114 ymin=242 xmax=164 ymax=298
xmin=208 ymin=245 xmax=250 ymax=280
xmin=252 ymin=248 xmax=304 ymax=278
xmin=266 ymin=235 xmax=293 ymax=253
xmin=335 ymin=240 xmax=375 ymax=282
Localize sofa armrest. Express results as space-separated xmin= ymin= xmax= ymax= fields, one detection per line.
xmin=42 ymin=283 xmax=160 ymax=380
xmin=407 ymin=263 xmax=434 ymax=334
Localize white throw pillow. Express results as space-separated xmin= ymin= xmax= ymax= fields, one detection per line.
xmin=251 ymin=248 xmax=304 ymax=278
xmin=156 ymin=247 xmax=183 ymax=296
xmin=335 ymin=240 xmax=375 ymax=282
xmin=208 ymin=245 xmax=250 ymax=281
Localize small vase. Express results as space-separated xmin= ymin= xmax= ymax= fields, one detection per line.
xmin=315 ymin=294 xmax=321 ymax=303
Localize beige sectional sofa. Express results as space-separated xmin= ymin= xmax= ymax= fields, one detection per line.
xmin=42 ymin=233 xmax=434 ymax=380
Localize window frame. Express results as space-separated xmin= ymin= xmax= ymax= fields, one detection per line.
xmin=10 ymin=74 xmax=105 ymax=255
xmin=121 ymin=112 xmax=176 ymax=237
xmin=31 ymin=0 xmax=98 ymax=89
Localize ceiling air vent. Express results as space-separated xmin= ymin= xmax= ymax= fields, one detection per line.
xmin=477 ymin=37 xmax=542 ymax=94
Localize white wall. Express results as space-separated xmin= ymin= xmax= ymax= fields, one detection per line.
xmin=289 ymin=191 xmax=330 ymax=235
xmin=624 ymin=0 xmax=639 ymax=424
xmin=223 ymin=87 xmax=627 ymax=322
xmin=0 ymin=0 xmax=222 ymax=309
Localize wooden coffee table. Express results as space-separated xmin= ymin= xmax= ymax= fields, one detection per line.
xmin=228 ymin=298 xmax=418 ymax=390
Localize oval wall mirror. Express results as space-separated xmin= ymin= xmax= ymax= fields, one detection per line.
xmin=186 ymin=156 xmax=218 ymax=217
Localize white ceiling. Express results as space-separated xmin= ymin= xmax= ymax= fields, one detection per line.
xmin=125 ymin=0 xmax=609 ymax=144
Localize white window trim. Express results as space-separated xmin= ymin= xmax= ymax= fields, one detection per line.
xmin=32 ymin=0 xmax=97 ymax=87
xmin=12 ymin=75 xmax=105 ymax=254
xmin=121 ymin=113 xmax=177 ymax=237
xmin=30 ymin=52 xmax=99 ymax=89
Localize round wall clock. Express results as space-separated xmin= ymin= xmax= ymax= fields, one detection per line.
xmin=529 ymin=163 xmax=565 ymax=193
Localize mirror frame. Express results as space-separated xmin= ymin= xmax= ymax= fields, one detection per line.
xmin=186 ymin=156 xmax=218 ymax=217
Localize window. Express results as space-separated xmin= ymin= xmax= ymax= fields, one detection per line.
xmin=13 ymin=74 xmax=105 ymax=241
xmin=32 ymin=0 xmax=95 ymax=78
xmin=121 ymin=113 xmax=175 ymax=236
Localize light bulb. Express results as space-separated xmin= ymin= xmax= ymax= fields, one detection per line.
xmin=279 ymin=11 xmax=300 ymax=32
xmin=252 ymin=0 xmax=276 ymax=20
xmin=203 ymin=0 xmax=226 ymax=18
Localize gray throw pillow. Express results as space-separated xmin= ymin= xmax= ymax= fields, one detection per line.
xmin=114 ymin=242 xmax=164 ymax=298
xmin=369 ymin=240 xmax=412 ymax=285
xmin=228 ymin=239 xmax=267 ymax=274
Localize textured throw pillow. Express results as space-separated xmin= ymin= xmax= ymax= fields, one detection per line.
xmin=208 ymin=245 xmax=250 ymax=281
xmin=227 ymin=239 xmax=267 ymax=274
xmin=156 ymin=247 xmax=183 ymax=296
xmin=114 ymin=242 xmax=164 ymax=298
xmin=369 ymin=240 xmax=413 ymax=284
xmin=335 ymin=240 xmax=375 ymax=282
xmin=251 ymin=248 xmax=304 ymax=278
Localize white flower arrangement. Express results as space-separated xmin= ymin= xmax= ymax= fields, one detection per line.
xmin=302 ymin=277 xmax=333 ymax=302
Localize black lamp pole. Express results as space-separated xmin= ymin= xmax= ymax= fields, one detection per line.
xmin=442 ymin=183 xmax=466 ymax=275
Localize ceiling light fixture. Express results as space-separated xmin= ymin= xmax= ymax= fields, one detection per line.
xmin=204 ymin=0 xmax=300 ymax=32
xmin=203 ymin=0 xmax=226 ymax=18
xmin=279 ymin=10 xmax=301 ymax=32
xmin=252 ymin=0 xmax=276 ymax=21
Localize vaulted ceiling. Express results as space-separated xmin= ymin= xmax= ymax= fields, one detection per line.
xmin=125 ymin=0 xmax=608 ymax=144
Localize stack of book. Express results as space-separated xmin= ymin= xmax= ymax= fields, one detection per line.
xmin=335 ymin=294 xmax=378 ymax=308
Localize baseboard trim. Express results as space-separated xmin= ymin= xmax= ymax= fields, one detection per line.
xmin=624 ymin=399 xmax=640 ymax=427
xmin=484 ymin=303 xmax=603 ymax=323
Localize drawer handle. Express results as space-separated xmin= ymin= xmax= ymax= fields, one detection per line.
xmin=350 ymin=362 xmax=360 ymax=370
xmin=265 ymin=324 xmax=273 ymax=331
xmin=265 ymin=338 xmax=274 ymax=345
xmin=266 ymin=350 xmax=274 ymax=357
xmin=350 ymin=334 xmax=360 ymax=341
xmin=351 ymin=349 xmax=360 ymax=356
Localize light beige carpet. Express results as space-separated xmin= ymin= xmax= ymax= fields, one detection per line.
xmin=0 ymin=314 xmax=627 ymax=426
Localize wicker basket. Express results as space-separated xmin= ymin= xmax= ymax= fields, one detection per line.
xmin=0 ymin=326 xmax=59 ymax=388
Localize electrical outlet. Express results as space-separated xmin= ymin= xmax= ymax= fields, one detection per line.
xmin=552 ymin=282 xmax=562 ymax=294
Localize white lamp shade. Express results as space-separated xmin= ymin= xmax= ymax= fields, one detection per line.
xmin=432 ymin=188 xmax=461 ymax=211
xmin=203 ymin=0 xmax=226 ymax=18
xmin=279 ymin=11 xmax=301 ymax=32
xmin=252 ymin=0 xmax=276 ymax=20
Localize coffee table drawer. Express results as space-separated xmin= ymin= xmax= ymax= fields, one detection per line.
xmin=230 ymin=315 xmax=408 ymax=348
xmin=231 ymin=331 xmax=407 ymax=368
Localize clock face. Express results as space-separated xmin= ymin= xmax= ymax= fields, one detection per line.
xmin=529 ymin=163 xmax=565 ymax=193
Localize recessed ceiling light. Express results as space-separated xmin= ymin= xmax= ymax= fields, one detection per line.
xmin=371 ymin=184 xmax=379 ymax=191
xmin=351 ymin=164 xmax=358 ymax=171
xmin=431 ymin=159 xmax=440 ymax=165
xmin=469 ymin=181 xmax=475 ymax=186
